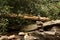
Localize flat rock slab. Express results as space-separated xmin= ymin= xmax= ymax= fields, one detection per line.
xmin=21 ymin=24 xmax=37 ymax=31
xmin=21 ymin=20 xmax=60 ymax=31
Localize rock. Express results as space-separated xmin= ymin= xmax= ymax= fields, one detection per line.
xmin=0 ymin=36 xmax=8 ymax=40
xmin=24 ymin=33 xmax=29 ymax=40
xmin=24 ymin=33 xmax=39 ymax=40
xmin=17 ymin=35 xmax=24 ymax=40
xmin=18 ymin=32 xmax=26 ymax=40
xmin=18 ymin=32 xmax=25 ymax=36
xmin=8 ymin=35 xmax=16 ymax=40
xmin=21 ymin=24 xmax=37 ymax=31
xmin=28 ymin=36 xmax=38 ymax=40
xmin=44 ymin=31 xmax=56 ymax=35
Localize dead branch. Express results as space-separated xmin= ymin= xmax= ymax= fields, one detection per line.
xmin=0 ymin=13 xmax=50 ymax=21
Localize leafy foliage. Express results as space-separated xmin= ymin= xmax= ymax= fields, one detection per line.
xmin=0 ymin=18 xmax=8 ymax=34
xmin=0 ymin=0 xmax=60 ymax=33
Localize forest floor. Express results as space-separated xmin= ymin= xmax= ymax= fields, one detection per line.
xmin=0 ymin=24 xmax=60 ymax=40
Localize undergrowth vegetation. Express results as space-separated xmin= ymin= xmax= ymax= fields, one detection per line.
xmin=0 ymin=0 xmax=60 ymax=33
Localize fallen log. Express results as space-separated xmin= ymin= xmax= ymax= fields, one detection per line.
xmin=0 ymin=13 xmax=50 ymax=21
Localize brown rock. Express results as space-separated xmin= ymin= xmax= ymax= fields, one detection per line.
xmin=18 ymin=32 xmax=25 ymax=36
xmin=0 ymin=36 xmax=8 ymax=40
xmin=8 ymin=35 xmax=16 ymax=40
